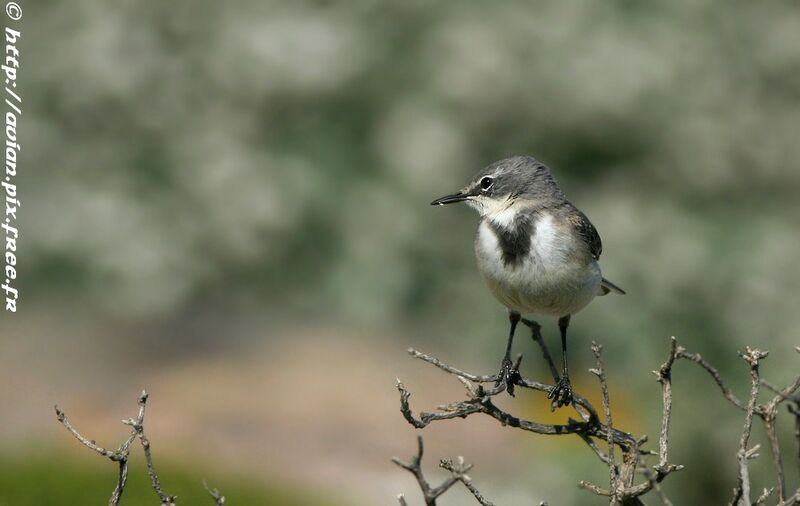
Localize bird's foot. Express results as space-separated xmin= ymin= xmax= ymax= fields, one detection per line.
xmin=495 ymin=357 xmax=520 ymax=396
xmin=547 ymin=375 xmax=573 ymax=408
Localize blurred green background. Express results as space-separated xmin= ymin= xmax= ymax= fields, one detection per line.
xmin=2 ymin=1 xmax=800 ymax=504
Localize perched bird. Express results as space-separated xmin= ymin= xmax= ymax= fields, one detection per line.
xmin=431 ymin=155 xmax=624 ymax=406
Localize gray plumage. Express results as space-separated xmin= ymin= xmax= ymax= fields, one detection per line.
xmin=430 ymin=155 xmax=624 ymax=403
xmin=433 ymin=155 xmax=624 ymax=318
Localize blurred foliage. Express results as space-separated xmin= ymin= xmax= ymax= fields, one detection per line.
xmin=8 ymin=1 xmax=800 ymax=504
xmin=21 ymin=0 xmax=800 ymax=334
xmin=0 ymin=452 xmax=335 ymax=506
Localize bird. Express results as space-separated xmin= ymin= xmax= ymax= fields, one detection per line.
xmin=430 ymin=155 xmax=624 ymax=407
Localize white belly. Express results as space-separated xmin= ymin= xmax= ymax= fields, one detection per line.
xmin=475 ymin=217 xmax=602 ymax=316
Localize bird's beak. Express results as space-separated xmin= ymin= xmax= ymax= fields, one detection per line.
xmin=430 ymin=192 xmax=468 ymax=206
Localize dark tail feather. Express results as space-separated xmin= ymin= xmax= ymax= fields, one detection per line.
xmin=600 ymin=278 xmax=626 ymax=295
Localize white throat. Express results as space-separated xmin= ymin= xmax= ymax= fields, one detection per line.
xmin=466 ymin=195 xmax=520 ymax=226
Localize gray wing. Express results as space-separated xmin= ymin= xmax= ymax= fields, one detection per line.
xmin=567 ymin=207 xmax=602 ymax=260
xmin=565 ymin=204 xmax=626 ymax=295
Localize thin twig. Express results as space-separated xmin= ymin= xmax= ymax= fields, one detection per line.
xmin=578 ymin=480 xmax=611 ymax=496
xmin=776 ymin=489 xmax=800 ymax=506
xmin=640 ymin=468 xmax=675 ymax=506
xmin=119 ymin=392 xmax=177 ymax=506
xmin=790 ymin=402 xmax=800 ymax=483
xmin=54 ymin=406 xmax=136 ymax=461
xmin=590 ymin=342 xmax=618 ymax=502
xmin=761 ymin=374 xmax=800 ymax=500
xmin=407 ymin=348 xmax=495 ymax=383
xmin=440 ymin=457 xmax=494 ymax=506
xmin=755 ymin=487 xmax=774 ymax=505
xmin=56 ymin=391 xmax=225 ymax=506
xmin=763 ymin=414 xmax=785 ymax=502
xmin=204 ymin=480 xmax=226 ymax=506
xmin=730 ymin=348 xmax=768 ymax=506
xmin=392 ymin=435 xmax=494 ymax=506
xmin=675 ymin=348 xmax=746 ymax=410
xmin=55 ymin=397 xmax=141 ymax=506
xmin=651 ymin=337 xmax=684 ymax=487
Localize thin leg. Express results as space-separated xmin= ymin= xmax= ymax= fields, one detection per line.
xmin=496 ymin=311 xmax=521 ymax=395
xmin=504 ymin=311 xmax=521 ymax=361
xmin=522 ymin=318 xmax=560 ymax=384
xmin=559 ymin=314 xmax=570 ymax=379
xmin=547 ymin=314 xmax=574 ymax=407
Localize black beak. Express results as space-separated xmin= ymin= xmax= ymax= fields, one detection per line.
xmin=430 ymin=192 xmax=468 ymax=206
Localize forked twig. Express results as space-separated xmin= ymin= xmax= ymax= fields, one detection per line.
xmin=56 ymin=391 xmax=226 ymax=505
xmin=392 ymin=435 xmax=494 ymax=506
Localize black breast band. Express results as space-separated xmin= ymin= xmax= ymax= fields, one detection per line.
xmin=487 ymin=214 xmax=534 ymax=268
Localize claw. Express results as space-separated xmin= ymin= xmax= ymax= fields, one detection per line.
xmin=547 ymin=376 xmax=573 ymax=408
xmin=495 ymin=357 xmax=520 ymax=396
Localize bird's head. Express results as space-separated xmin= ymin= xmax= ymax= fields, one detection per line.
xmin=430 ymin=156 xmax=564 ymax=217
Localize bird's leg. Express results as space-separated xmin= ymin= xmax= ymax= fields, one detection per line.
xmin=547 ymin=314 xmax=574 ymax=407
xmin=496 ymin=311 xmax=521 ymax=395
xmin=522 ymin=318 xmax=561 ymax=384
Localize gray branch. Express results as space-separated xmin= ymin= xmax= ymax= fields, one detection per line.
xmin=392 ymin=435 xmax=495 ymax=506
xmin=204 ymin=481 xmax=226 ymax=506
xmin=395 ymin=330 xmax=800 ymax=505
xmin=729 ymin=348 xmax=768 ymax=506
xmin=589 ymin=342 xmax=619 ymax=503
xmin=55 ymin=391 xmax=226 ymax=506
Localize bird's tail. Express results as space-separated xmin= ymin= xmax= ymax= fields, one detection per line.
xmin=599 ymin=278 xmax=626 ymax=295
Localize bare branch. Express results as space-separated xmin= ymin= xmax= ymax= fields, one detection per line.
xmin=54 ymin=405 xmax=136 ymax=462
xmin=397 ymin=375 xmax=637 ymax=451
xmin=392 ymin=435 xmax=494 ymax=506
xmin=117 ymin=392 xmax=177 ymax=506
xmin=398 ymin=343 xmax=665 ymax=504
xmin=762 ymin=375 xmax=800 ymax=502
xmin=640 ymin=467 xmax=675 ymax=506
xmin=56 ymin=391 xmax=225 ymax=506
xmin=440 ymin=457 xmax=494 ymax=506
xmin=763 ymin=413 xmax=786 ymax=502
xmin=407 ymin=348 xmax=495 ymax=383
xmin=730 ymin=348 xmax=768 ymax=506
xmin=54 ymin=396 xmax=140 ymax=506
xmin=674 ymin=348 xmax=746 ymax=410
xmin=777 ymin=489 xmax=800 ymax=506
xmin=578 ymin=480 xmax=611 ymax=496
xmin=790 ymin=402 xmax=800 ymax=483
xmin=589 ymin=342 xmax=619 ymax=502
xmin=204 ymin=481 xmax=226 ymax=506
xmin=651 ymin=337 xmax=684 ymax=487
xmin=396 ymin=334 xmax=800 ymax=505
xmin=755 ymin=487 xmax=775 ymax=505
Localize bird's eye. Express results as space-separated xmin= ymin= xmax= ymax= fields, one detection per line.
xmin=480 ymin=177 xmax=493 ymax=190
